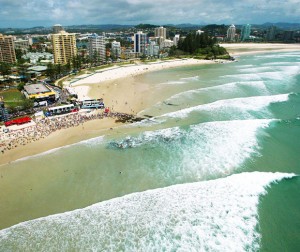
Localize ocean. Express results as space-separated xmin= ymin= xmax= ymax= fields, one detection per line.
xmin=0 ymin=52 xmax=300 ymax=251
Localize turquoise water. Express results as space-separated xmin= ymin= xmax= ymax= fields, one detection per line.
xmin=0 ymin=52 xmax=300 ymax=251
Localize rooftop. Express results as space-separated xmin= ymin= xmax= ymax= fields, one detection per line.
xmin=27 ymin=66 xmax=47 ymax=72
xmin=23 ymin=84 xmax=51 ymax=95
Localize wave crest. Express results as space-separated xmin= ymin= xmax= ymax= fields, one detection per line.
xmin=0 ymin=172 xmax=295 ymax=251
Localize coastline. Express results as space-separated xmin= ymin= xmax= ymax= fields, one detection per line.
xmin=1 ymin=44 xmax=300 ymax=165
xmin=1 ymin=58 xmax=216 ymax=165
xmin=0 ymin=117 xmax=120 ymax=166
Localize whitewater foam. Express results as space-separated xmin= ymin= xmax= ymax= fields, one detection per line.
xmin=109 ymin=119 xmax=274 ymax=179
xmin=0 ymin=172 xmax=295 ymax=251
xmin=161 ymin=76 xmax=200 ymax=85
xmin=221 ymin=73 xmax=262 ymax=81
xmin=162 ymin=80 xmax=186 ymax=85
xmin=238 ymin=66 xmax=273 ymax=73
xmin=255 ymin=53 xmax=300 ymax=59
xmin=180 ymin=75 xmax=199 ymax=81
xmin=165 ymin=80 xmax=269 ymax=103
xmin=163 ymin=94 xmax=289 ymax=119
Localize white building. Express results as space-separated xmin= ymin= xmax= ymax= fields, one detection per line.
xmin=160 ymin=39 xmax=174 ymax=49
xmin=88 ymin=33 xmax=106 ymax=63
xmin=111 ymin=41 xmax=121 ymax=58
xmin=173 ymin=34 xmax=180 ymax=47
xmin=227 ymin=24 xmax=236 ymax=41
xmin=134 ymin=31 xmax=147 ymax=55
xmin=14 ymin=39 xmax=30 ymax=51
xmin=196 ymin=30 xmax=204 ymax=35
xmin=22 ymin=52 xmax=53 ymax=64
xmin=147 ymin=41 xmax=159 ymax=57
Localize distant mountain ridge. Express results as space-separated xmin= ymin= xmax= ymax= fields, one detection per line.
xmin=1 ymin=22 xmax=300 ymax=33
xmin=260 ymin=22 xmax=300 ymax=29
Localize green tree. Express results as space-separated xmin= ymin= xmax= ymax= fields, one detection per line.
xmin=15 ymin=49 xmax=23 ymax=60
xmin=17 ymin=82 xmax=25 ymax=91
xmin=46 ymin=63 xmax=55 ymax=80
xmin=22 ymin=98 xmax=34 ymax=110
xmin=0 ymin=62 xmax=12 ymax=77
xmin=177 ymin=31 xmax=228 ymax=57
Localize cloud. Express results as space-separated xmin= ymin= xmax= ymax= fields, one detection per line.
xmin=0 ymin=0 xmax=299 ymax=28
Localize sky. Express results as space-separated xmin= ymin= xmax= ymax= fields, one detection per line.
xmin=0 ymin=0 xmax=300 ymax=28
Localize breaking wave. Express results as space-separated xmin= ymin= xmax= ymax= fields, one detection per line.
xmin=162 ymin=94 xmax=289 ymax=119
xmin=0 ymin=172 xmax=295 ymax=251
xmin=108 ymin=119 xmax=274 ymax=179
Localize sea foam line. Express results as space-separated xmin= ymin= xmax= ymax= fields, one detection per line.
xmin=0 ymin=172 xmax=296 ymax=251
xmin=165 ymin=80 xmax=268 ymax=102
xmin=12 ymin=135 xmax=105 ymax=163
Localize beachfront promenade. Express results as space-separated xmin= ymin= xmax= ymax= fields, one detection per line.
xmin=0 ymin=111 xmax=136 ymax=155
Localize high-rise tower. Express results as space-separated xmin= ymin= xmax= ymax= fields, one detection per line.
xmin=52 ymin=31 xmax=77 ymax=64
xmin=0 ymin=34 xmax=16 ymax=64
xmin=226 ymin=24 xmax=236 ymax=42
xmin=241 ymin=24 xmax=251 ymax=41
xmin=134 ymin=31 xmax=147 ymax=55
xmin=88 ymin=34 xmax=106 ymax=63
xmin=155 ymin=26 xmax=167 ymax=40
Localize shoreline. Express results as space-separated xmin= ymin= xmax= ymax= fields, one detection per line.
xmin=1 ymin=44 xmax=300 ymax=165
xmin=0 ymin=115 xmax=124 ymax=166
xmin=70 ymin=58 xmax=217 ymax=101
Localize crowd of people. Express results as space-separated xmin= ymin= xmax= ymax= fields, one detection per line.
xmin=0 ymin=110 xmax=138 ymax=155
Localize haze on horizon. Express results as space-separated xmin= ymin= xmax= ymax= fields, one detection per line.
xmin=0 ymin=0 xmax=300 ymax=28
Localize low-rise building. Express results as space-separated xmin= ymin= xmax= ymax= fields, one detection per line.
xmin=160 ymin=39 xmax=174 ymax=49
xmin=14 ymin=39 xmax=30 ymax=52
xmin=23 ymin=84 xmax=57 ymax=102
xmin=22 ymin=52 xmax=53 ymax=64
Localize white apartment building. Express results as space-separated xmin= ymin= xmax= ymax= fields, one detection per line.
xmin=111 ymin=41 xmax=121 ymax=58
xmin=88 ymin=33 xmax=106 ymax=63
xmin=147 ymin=41 xmax=159 ymax=57
xmin=160 ymin=39 xmax=174 ymax=49
xmin=14 ymin=39 xmax=30 ymax=52
xmin=227 ymin=24 xmax=236 ymax=41
xmin=173 ymin=34 xmax=180 ymax=47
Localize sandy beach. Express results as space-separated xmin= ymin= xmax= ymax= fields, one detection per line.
xmin=0 ymin=117 xmax=121 ymax=166
xmin=72 ymin=59 xmax=215 ymax=87
xmin=1 ymin=44 xmax=300 ymax=165
xmin=1 ymin=59 xmax=216 ymax=164
xmin=70 ymin=58 xmax=224 ymax=115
